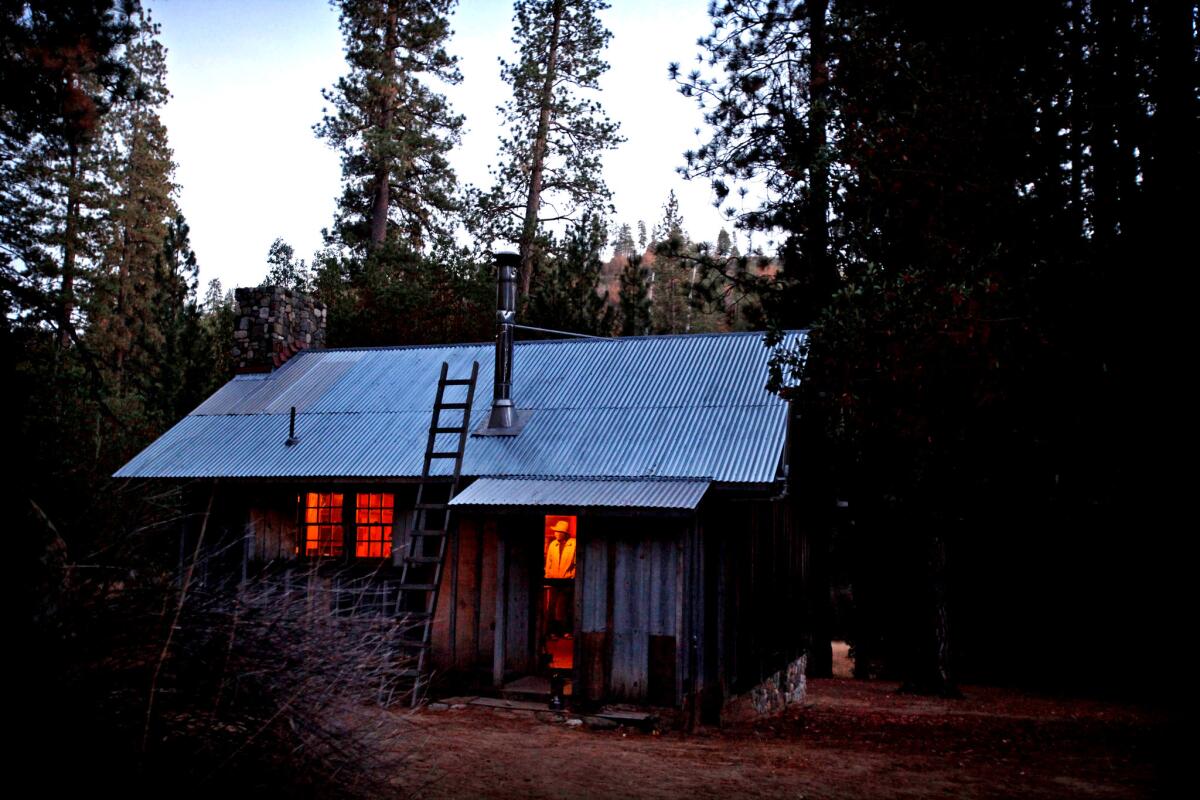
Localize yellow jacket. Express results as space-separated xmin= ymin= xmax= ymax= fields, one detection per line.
xmin=544 ymin=537 xmax=576 ymax=579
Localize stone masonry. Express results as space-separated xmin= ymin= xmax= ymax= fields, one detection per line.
xmin=722 ymin=653 xmax=808 ymax=722
xmin=232 ymin=286 xmax=327 ymax=373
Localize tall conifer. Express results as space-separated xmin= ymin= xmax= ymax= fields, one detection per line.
xmin=90 ymin=10 xmax=178 ymax=393
xmin=477 ymin=0 xmax=623 ymax=300
xmin=316 ymin=0 xmax=463 ymax=254
xmin=0 ymin=1 xmax=136 ymax=344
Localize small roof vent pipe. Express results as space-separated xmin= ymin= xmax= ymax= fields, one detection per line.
xmin=483 ymin=252 xmax=526 ymax=434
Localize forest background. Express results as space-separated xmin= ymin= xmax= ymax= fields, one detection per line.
xmin=5 ymin=0 xmax=1191 ymax=792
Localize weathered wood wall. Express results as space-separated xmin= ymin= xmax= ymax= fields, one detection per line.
xmin=576 ymin=518 xmax=684 ymax=706
xmin=247 ymin=490 xmax=298 ymax=562
xmin=430 ymin=516 xmax=497 ymax=682
xmin=702 ymin=491 xmax=806 ymax=705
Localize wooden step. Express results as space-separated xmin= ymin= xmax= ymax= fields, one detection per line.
xmin=399 ymin=583 xmax=438 ymax=592
xmin=404 ymin=555 xmax=441 ymax=564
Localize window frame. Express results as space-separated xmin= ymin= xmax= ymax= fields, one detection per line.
xmin=301 ymin=490 xmax=346 ymax=559
xmin=353 ymin=491 xmax=396 ymax=560
xmin=297 ymin=489 xmax=402 ymax=563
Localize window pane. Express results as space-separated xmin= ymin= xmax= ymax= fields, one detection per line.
xmin=353 ymin=493 xmax=393 ymax=559
xmin=303 ymin=493 xmax=345 ymax=557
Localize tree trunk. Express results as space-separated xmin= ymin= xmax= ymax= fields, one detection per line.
xmin=518 ymin=0 xmax=565 ymax=300
xmin=928 ymin=532 xmax=955 ymax=695
xmin=1090 ymin=0 xmax=1119 ymax=249
xmin=59 ymin=142 xmax=80 ymax=349
xmin=897 ymin=526 xmax=958 ymax=698
xmin=1145 ymin=0 xmax=1197 ymax=226
xmin=1114 ymin=0 xmax=1141 ymax=236
xmin=684 ymin=263 xmax=698 ymax=332
xmin=369 ymin=0 xmax=400 ymax=249
xmin=807 ymin=0 xmax=833 ymax=308
xmin=1034 ymin=3 xmax=1068 ymax=231
xmin=1068 ymin=0 xmax=1086 ymax=237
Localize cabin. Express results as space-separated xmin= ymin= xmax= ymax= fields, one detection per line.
xmin=115 ymin=255 xmax=817 ymax=723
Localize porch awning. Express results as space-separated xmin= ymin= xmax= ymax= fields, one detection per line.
xmin=448 ymin=477 xmax=710 ymax=511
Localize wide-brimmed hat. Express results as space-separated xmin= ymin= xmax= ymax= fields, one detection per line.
xmin=551 ymin=520 xmax=570 ymax=533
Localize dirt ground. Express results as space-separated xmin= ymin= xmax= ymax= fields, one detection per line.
xmin=373 ymin=678 xmax=1167 ymax=799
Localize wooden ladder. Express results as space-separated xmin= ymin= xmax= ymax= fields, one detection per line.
xmin=395 ymin=360 xmax=478 ymax=707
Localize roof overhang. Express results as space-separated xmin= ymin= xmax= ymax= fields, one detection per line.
xmin=448 ymin=477 xmax=711 ymax=514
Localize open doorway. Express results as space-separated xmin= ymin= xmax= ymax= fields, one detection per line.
xmin=541 ymin=514 xmax=576 ymax=672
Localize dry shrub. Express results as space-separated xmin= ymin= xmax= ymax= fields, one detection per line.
xmin=22 ymin=532 xmax=424 ymax=798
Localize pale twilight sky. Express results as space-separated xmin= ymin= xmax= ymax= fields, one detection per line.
xmin=152 ymin=0 xmax=749 ymax=293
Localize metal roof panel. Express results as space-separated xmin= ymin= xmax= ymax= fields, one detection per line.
xmin=449 ymin=477 xmax=711 ymax=510
xmin=115 ymin=331 xmax=805 ymax=483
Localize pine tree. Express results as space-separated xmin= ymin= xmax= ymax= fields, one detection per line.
xmin=151 ymin=212 xmax=208 ymax=421
xmin=716 ymin=228 xmax=732 ymax=257
xmin=651 ymin=189 xmax=685 ymax=245
xmin=672 ymin=0 xmax=835 ymax=330
xmin=2 ymin=2 xmax=224 ymax=609
xmin=200 ymin=277 xmax=236 ymax=384
xmin=262 ymin=238 xmax=311 ymax=293
xmin=527 ymin=212 xmax=613 ymax=335
xmin=617 ymin=252 xmax=651 ymax=337
xmin=674 ymin=0 xmax=1188 ymax=694
xmin=315 ymin=0 xmax=463 ymax=254
xmin=610 ymin=222 xmax=635 ymax=257
xmin=648 ymin=190 xmax=694 ymax=333
xmin=88 ymin=9 xmax=178 ymax=393
xmin=478 ymin=0 xmax=623 ymax=300
xmin=0 ymin=1 xmax=137 ymax=345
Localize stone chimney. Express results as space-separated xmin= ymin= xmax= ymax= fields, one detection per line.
xmin=232 ymin=286 xmax=327 ymax=373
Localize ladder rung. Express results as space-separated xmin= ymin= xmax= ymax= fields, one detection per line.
xmin=431 ymin=426 xmax=467 ymax=434
xmin=405 ymin=555 xmax=441 ymax=564
xmin=400 ymin=611 xmax=433 ymax=620
xmin=441 ymin=379 xmax=474 ymax=386
xmin=427 ymin=451 xmax=461 ymax=459
xmin=411 ymin=529 xmax=447 ymax=537
xmin=397 ymin=638 xmax=431 ymax=649
xmin=415 ymin=502 xmax=447 ymax=511
xmin=397 ymin=668 xmax=421 ymax=678
xmin=399 ymin=583 xmax=437 ymax=592
xmin=438 ymin=402 xmax=469 ymax=410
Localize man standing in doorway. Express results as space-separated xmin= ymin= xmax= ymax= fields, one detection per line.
xmin=545 ymin=520 xmax=576 ymax=637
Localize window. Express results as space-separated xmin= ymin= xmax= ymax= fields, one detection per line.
xmin=300 ymin=491 xmax=396 ymax=560
xmin=303 ymin=492 xmax=344 ymax=557
xmin=355 ymin=493 xmax=394 ymax=558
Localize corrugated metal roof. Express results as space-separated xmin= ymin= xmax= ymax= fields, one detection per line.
xmin=115 ymin=330 xmax=806 ymax=484
xmin=448 ymin=477 xmax=711 ymax=510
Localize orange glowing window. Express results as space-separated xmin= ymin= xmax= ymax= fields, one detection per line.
xmin=354 ymin=493 xmax=394 ymax=558
xmin=304 ymin=492 xmax=344 ymax=557
xmin=543 ymin=515 xmax=577 ymax=580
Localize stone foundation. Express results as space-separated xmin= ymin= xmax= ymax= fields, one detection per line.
xmin=723 ymin=653 xmax=808 ymax=721
xmin=232 ymin=286 xmax=327 ymax=373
